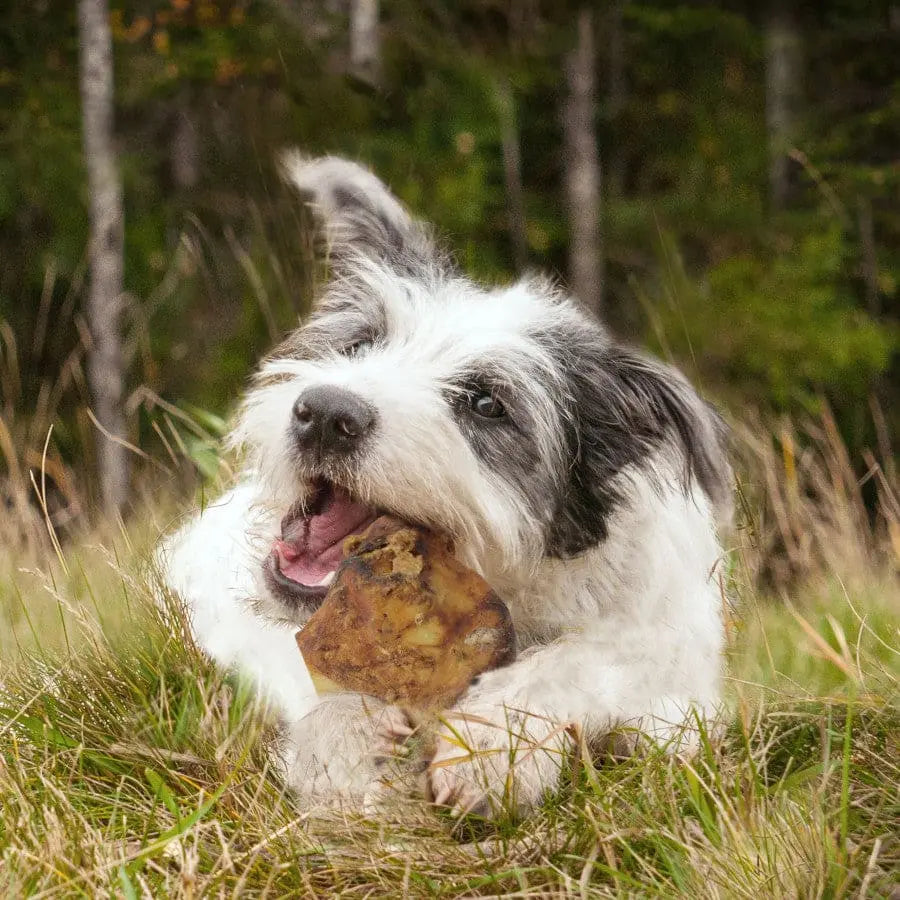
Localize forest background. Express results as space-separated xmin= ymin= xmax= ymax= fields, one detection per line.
xmin=1 ymin=0 xmax=897 ymax=527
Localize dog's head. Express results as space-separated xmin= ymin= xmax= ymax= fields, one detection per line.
xmin=233 ymin=155 xmax=730 ymax=622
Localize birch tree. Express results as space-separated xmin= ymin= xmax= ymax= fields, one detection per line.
xmin=349 ymin=0 xmax=380 ymax=86
xmin=765 ymin=4 xmax=801 ymax=210
xmin=78 ymin=0 xmax=128 ymax=515
xmin=562 ymin=8 xmax=603 ymax=316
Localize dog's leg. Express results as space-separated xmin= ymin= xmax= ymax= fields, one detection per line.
xmin=279 ymin=693 xmax=418 ymax=809
xmin=427 ymin=635 xmax=721 ymax=819
xmin=156 ymin=479 xmax=318 ymax=722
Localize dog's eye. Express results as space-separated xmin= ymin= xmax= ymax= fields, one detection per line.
xmin=341 ymin=338 xmax=373 ymax=358
xmin=470 ymin=392 xmax=506 ymax=419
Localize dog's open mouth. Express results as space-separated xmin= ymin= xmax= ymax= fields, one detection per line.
xmin=264 ymin=479 xmax=379 ymax=607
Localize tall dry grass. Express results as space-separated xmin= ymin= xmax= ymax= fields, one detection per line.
xmin=0 ymin=391 xmax=896 ymax=895
xmin=733 ymin=401 xmax=898 ymax=590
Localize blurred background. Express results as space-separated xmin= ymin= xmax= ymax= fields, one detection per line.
xmin=0 ymin=0 xmax=897 ymax=563
xmin=2 ymin=7 xmax=898 ymax=888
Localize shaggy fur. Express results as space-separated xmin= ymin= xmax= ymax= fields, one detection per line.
xmin=159 ymin=154 xmax=732 ymax=817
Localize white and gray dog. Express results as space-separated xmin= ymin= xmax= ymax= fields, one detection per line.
xmin=161 ymin=154 xmax=732 ymax=818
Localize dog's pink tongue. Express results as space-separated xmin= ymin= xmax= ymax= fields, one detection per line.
xmin=274 ymin=487 xmax=376 ymax=585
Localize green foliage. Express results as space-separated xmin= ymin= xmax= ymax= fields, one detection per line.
xmin=644 ymin=225 xmax=896 ymax=411
xmin=0 ymin=0 xmax=897 ymax=498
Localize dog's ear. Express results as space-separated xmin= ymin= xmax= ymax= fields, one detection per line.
xmin=280 ymin=152 xmax=434 ymax=272
xmin=547 ymin=341 xmax=731 ymax=556
xmin=599 ymin=348 xmax=732 ymax=509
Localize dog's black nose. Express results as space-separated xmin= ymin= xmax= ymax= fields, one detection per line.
xmin=292 ymin=385 xmax=376 ymax=453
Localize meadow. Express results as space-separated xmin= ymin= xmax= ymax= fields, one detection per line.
xmin=0 ymin=411 xmax=897 ymax=898
xmin=2 ymin=2 xmax=897 ymax=895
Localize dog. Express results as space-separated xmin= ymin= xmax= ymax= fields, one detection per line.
xmin=160 ymin=154 xmax=732 ymax=818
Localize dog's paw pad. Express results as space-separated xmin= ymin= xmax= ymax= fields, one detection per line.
xmin=428 ymin=762 xmax=489 ymax=818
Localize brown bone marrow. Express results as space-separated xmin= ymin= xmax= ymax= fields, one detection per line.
xmin=295 ymin=516 xmax=515 ymax=710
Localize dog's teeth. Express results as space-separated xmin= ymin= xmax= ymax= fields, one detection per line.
xmin=316 ymin=572 xmax=336 ymax=587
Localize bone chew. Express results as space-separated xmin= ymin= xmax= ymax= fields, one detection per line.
xmin=295 ymin=516 xmax=515 ymax=710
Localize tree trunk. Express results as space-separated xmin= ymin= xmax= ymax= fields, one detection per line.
xmin=349 ymin=0 xmax=380 ymax=86
xmin=607 ymin=0 xmax=628 ymax=199
xmin=858 ymin=197 xmax=880 ymax=316
xmin=170 ymin=101 xmax=199 ymax=190
xmin=765 ymin=5 xmax=801 ymax=211
xmin=78 ymin=0 xmax=128 ymax=516
xmin=495 ymin=80 xmax=528 ymax=274
xmin=562 ymin=8 xmax=603 ymax=316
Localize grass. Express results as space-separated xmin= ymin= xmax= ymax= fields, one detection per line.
xmin=1 ymin=418 xmax=898 ymax=897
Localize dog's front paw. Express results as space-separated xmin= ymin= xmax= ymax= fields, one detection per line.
xmin=372 ymin=704 xmax=416 ymax=761
xmin=427 ymin=705 xmax=572 ymax=820
xmin=280 ymin=694 xmax=413 ymax=808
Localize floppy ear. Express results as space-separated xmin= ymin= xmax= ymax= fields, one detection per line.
xmin=547 ymin=342 xmax=732 ymax=557
xmin=280 ymin=152 xmax=435 ymax=273
xmin=602 ymin=349 xmax=732 ymax=510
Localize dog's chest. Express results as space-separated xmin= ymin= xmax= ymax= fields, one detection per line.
xmin=491 ymin=570 xmax=608 ymax=650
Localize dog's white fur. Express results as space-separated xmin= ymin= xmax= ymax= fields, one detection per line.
xmin=160 ymin=480 xmax=318 ymax=722
xmin=159 ymin=155 xmax=731 ymax=817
